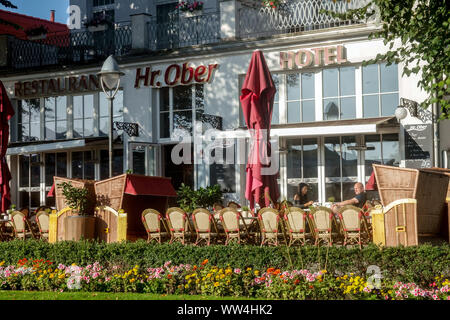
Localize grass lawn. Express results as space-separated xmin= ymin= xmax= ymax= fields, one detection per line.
xmin=0 ymin=290 xmax=260 ymax=300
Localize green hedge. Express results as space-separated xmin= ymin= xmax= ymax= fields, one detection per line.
xmin=0 ymin=240 xmax=448 ymax=285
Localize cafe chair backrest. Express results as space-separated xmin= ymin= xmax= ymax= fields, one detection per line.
xmin=142 ymin=209 xmax=163 ymax=233
xmin=166 ymin=207 xmax=188 ymax=232
xmin=36 ymin=211 xmax=50 ymax=234
xmin=192 ymin=208 xmax=212 ymax=233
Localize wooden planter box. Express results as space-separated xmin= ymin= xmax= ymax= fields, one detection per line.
xmin=372 ymin=164 xmax=449 ymax=246
xmin=64 ymin=216 xmax=96 ymax=241
xmin=49 ymin=177 xmax=97 ymax=243
xmin=94 ymin=174 xmax=177 ymax=242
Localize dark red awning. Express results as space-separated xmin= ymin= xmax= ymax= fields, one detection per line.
xmin=124 ymin=175 xmax=177 ymax=197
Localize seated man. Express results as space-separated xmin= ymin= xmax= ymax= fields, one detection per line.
xmin=331 ymin=182 xmax=367 ymax=214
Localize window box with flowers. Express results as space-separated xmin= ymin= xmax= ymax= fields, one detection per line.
xmin=84 ymin=16 xmax=113 ymax=32
xmin=177 ymin=1 xmax=204 ymax=18
xmin=262 ymin=0 xmax=283 ymax=9
xmin=25 ymin=25 xmax=48 ymax=41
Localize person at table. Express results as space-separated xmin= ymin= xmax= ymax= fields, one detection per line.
xmin=293 ymin=183 xmax=314 ymax=209
xmin=331 ymin=182 xmax=367 ymax=214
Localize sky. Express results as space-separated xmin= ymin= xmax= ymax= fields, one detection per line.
xmin=3 ymin=0 xmax=70 ymax=24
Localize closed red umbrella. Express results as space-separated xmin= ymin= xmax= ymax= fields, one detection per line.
xmin=240 ymin=50 xmax=279 ymax=210
xmin=365 ymin=171 xmax=377 ymax=191
xmin=0 ymin=80 xmax=14 ymax=212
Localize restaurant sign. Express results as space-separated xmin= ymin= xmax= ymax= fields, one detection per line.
xmin=15 ymin=75 xmax=100 ymax=98
xmin=134 ymin=62 xmax=219 ymax=88
xmin=280 ymin=45 xmax=347 ymax=69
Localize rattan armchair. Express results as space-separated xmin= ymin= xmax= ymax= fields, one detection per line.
xmin=191 ymin=208 xmax=219 ymax=246
xmin=219 ymin=207 xmax=248 ymax=245
xmin=142 ymin=209 xmax=169 ymax=243
xmin=337 ymin=205 xmax=364 ymax=248
xmin=283 ymin=206 xmax=313 ymax=246
xmin=258 ymin=208 xmax=284 ymax=246
xmin=35 ymin=210 xmax=50 ymax=241
xmin=309 ymin=206 xmax=336 ymax=246
xmin=165 ymin=207 xmax=191 ymax=244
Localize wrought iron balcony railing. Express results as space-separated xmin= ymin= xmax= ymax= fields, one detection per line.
xmin=3 ymin=25 xmax=132 ymax=70
xmin=147 ymin=11 xmax=220 ymax=51
xmin=239 ymin=0 xmax=364 ymax=39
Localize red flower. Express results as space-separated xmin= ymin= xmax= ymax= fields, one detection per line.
xmin=201 ymin=259 xmax=208 ymax=266
xmin=294 ymin=279 xmax=300 ymax=285
xmin=168 ymin=274 xmax=172 ymax=279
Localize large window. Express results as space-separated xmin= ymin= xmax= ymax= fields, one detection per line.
xmin=18 ymin=99 xmax=40 ymax=142
xmin=159 ymin=84 xmax=204 ymax=140
xmin=286 ymin=138 xmax=319 ymax=202
xmin=210 ymin=144 xmax=236 ymax=193
xmin=99 ymin=90 xmax=124 ymax=136
xmin=44 ymin=152 xmax=67 ymax=206
xmin=44 ymin=97 xmax=67 ymax=140
xmin=71 ymin=151 xmax=96 ymax=180
xmin=18 ymin=154 xmax=41 ymax=209
xmin=323 ymin=66 xmax=356 ymax=120
xmin=364 ymin=133 xmax=400 ymax=178
xmin=100 ymin=149 xmax=123 ymax=180
xmin=363 ymin=63 xmax=399 ymax=117
xmin=287 ymin=73 xmax=315 ymax=123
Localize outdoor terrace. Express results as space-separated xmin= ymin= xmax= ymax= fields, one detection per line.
xmin=0 ymin=0 xmax=366 ymax=71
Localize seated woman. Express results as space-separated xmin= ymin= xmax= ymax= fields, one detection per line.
xmin=293 ymin=183 xmax=314 ymax=209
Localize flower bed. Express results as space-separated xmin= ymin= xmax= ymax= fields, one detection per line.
xmin=0 ymin=259 xmax=448 ymax=300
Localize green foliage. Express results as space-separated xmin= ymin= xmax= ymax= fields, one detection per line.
xmin=325 ymin=0 xmax=450 ymax=119
xmin=0 ymin=240 xmax=448 ymax=286
xmin=176 ymin=184 xmax=223 ymax=213
xmin=59 ymin=182 xmax=90 ymax=216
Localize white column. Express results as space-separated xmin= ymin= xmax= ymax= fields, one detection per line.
xmin=220 ymin=0 xmax=241 ymax=40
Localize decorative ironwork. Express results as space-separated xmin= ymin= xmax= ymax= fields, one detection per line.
xmin=147 ymin=11 xmax=220 ymax=51
xmin=400 ymin=98 xmax=419 ymax=117
xmin=114 ymin=121 xmax=139 ymax=137
xmin=239 ymin=0 xmax=365 ymax=39
xmin=5 ymin=26 xmax=132 ymax=70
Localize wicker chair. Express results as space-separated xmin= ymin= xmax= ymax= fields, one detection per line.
xmin=283 ymin=206 xmax=312 ymax=246
xmin=35 ymin=211 xmax=50 ymax=241
xmin=9 ymin=211 xmax=35 ymax=240
xmin=309 ymin=206 xmax=335 ymax=246
xmin=141 ymin=209 xmax=169 ymax=244
xmin=191 ymin=208 xmax=218 ymax=246
xmin=165 ymin=207 xmax=190 ymax=244
xmin=337 ymin=205 xmax=364 ymax=249
xmin=219 ymin=207 xmax=247 ymax=245
xmin=258 ymin=208 xmax=282 ymax=246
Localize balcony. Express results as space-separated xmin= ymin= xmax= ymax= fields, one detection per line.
xmin=0 ymin=25 xmax=132 ymax=71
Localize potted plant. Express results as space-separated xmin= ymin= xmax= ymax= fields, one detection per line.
xmin=59 ymin=182 xmax=96 ymax=241
xmin=84 ymin=15 xmax=112 ymax=32
xmin=25 ymin=25 xmax=48 ymax=40
xmin=177 ymin=1 xmax=204 ymax=18
xmin=176 ymin=184 xmax=223 ymax=214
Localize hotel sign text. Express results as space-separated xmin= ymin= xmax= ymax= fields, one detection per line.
xmin=280 ymin=45 xmax=347 ymax=69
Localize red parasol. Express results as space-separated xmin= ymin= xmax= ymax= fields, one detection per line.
xmin=0 ymin=81 xmax=14 ymax=212
xmin=240 ymin=50 xmax=279 ymax=210
xmin=365 ymin=171 xmax=377 ymax=191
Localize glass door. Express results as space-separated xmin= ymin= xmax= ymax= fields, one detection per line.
xmin=129 ymin=143 xmax=158 ymax=176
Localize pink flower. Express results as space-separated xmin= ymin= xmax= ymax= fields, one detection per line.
xmin=234 ymin=268 xmax=241 ymax=274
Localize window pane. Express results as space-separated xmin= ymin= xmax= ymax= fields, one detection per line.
xmin=381 ymin=93 xmax=398 ymax=116
xmin=84 ymin=118 xmax=94 ymax=137
xmin=303 ymin=138 xmax=318 ymax=178
xmin=30 ymin=122 xmax=40 ymax=141
xmin=272 ymin=74 xmax=279 ymax=102
xmin=56 ymin=96 xmax=67 ymax=120
xmin=380 ymin=63 xmax=398 ymax=92
xmin=382 ymin=133 xmax=400 ymax=166
xmin=29 ymin=99 xmax=40 ymax=122
xmin=325 ymin=183 xmax=341 ymax=202
xmin=287 ymin=139 xmax=302 ymax=179
xmin=56 ymin=153 xmax=67 ymax=177
xmin=30 ymin=154 xmax=40 ymax=188
xmin=99 ymin=117 xmax=108 ymax=136
xmin=84 ymin=151 xmax=95 ymax=180
xmin=173 ymin=111 xmax=192 ymax=135
xmin=160 ymin=87 xmax=169 ymax=112
xmin=339 ymin=66 xmax=355 ymax=96
xmin=21 ymin=101 xmax=29 ymax=123
xmin=21 ymin=123 xmax=29 ymax=141
xmin=73 ymin=96 xmax=83 ymax=119
xmin=45 ymin=98 xmax=55 ymax=120
xmin=342 ymin=182 xmax=356 ymax=203
xmin=73 ymin=119 xmax=83 ymax=138
xmin=195 ymin=84 xmax=204 ymax=109
xmin=302 ymin=100 xmax=315 ymax=122
xmin=72 ymin=152 xmax=83 ymax=179
xmin=323 ymin=98 xmax=339 ymax=120
xmin=113 ymin=149 xmax=123 ymax=177
xmin=287 ymin=74 xmax=300 ymax=101
xmin=287 ymin=101 xmax=300 ymax=123
xmin=362 ymin=64 xmax=379 ymax=94
xmin=173 ymin=85 xmax=192 ymax=110
xmin=160 ymin=113 xmax=170 ymax=138
xmin=114 ymin=91 xmax=123 ymax=117
xmin=19 ymin=191 xmax=29 ymax=208
xmin=56 ymin=120 xmax=67 ymax=139
xmin=365 ymin=135 xmax=381 ymax=177
xmin=324 ymin=136 xmax=341 ymax=178
xmin=84 ymin=95 xmax=94 ymax=118
xmin=301 ymin=73 xmax=315 ymax=99
xmin=323 ymin=68 xmax=338 ymax=97
xmin=45 ymin=121 xmax=56 ymax=140
xmin=340 ymin=97 xmax=356 ymax=119
xmin=99 ymin=92 xmax=108 ymax=117
xmin=19 ymin=155 xmax=29 ymax=188
xmin=363 ymin=95 xmax=379 ymax=117
xmin=132 ymin=146 xmax=146 ymax=175
xmin=272 ymin=102 xmax=279 ymax=125
xmin=31 ymin=192 xmax=40 ymax=207
xmin=342 ymin=136 xmax=357 ymax=177
xmin=45 ymin=153 xmax=55 ymax=186
xmin=100 ymin=150 xmax=108 ymax=180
